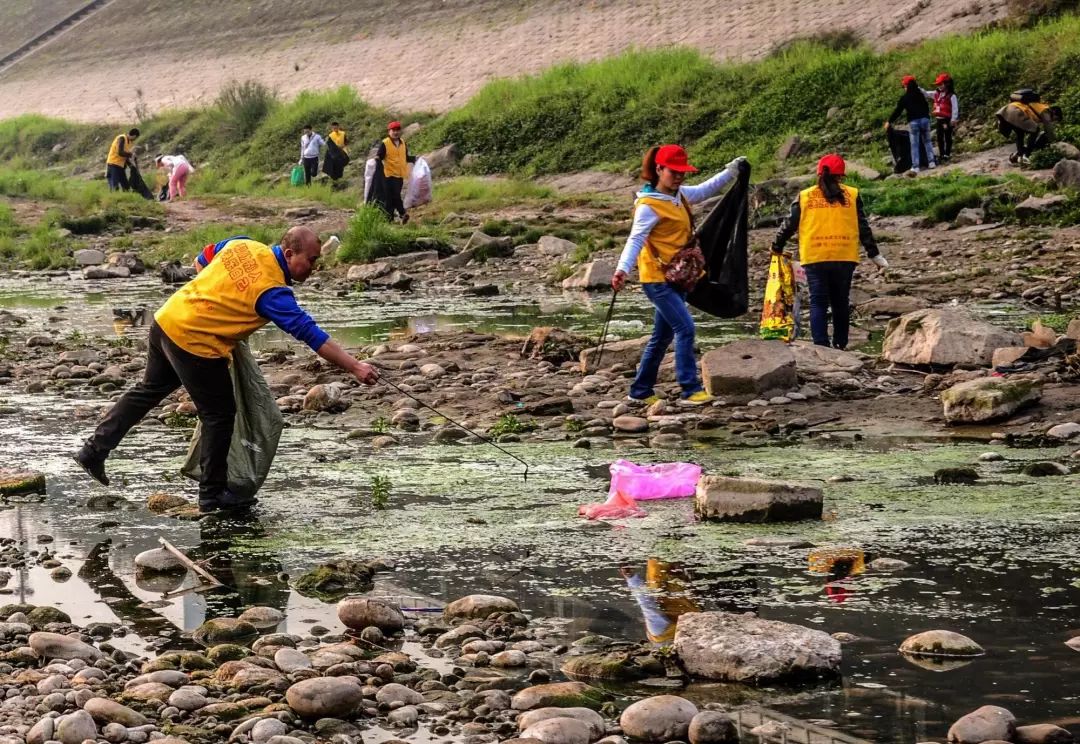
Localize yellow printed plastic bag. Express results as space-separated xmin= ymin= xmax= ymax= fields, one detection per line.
xmin=759 ymin=253 xmax=796 ymax=341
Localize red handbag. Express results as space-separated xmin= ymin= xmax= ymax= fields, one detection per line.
xmin=648 ymin=200 xmax=704 ymax=292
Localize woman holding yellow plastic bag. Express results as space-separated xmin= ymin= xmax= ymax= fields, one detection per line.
xmin=771 ymin=154 xmax=887 ymax=349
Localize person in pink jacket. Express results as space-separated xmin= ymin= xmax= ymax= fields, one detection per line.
xmin=155 ymin=154 xmax=194 ymax=200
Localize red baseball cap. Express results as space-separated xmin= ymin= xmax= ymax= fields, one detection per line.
xmin=654 ymin=144 xmax=698 ymax=173
xmin=388 ymin=121 xmax=402 ymax=130
xmin=935 ymin=72 xmax=952 ymax=85
xmin=817 ymin=154 xmax=846 ymax=176
xmin=901 ymin=75 xmax=916 ymax=87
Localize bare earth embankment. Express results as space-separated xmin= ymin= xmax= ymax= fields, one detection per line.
xmin=0 ymin=0 xmax=1009 ymax=122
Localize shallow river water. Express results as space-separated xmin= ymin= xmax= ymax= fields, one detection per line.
xmin=2 ymin=272 xmax=1079 ymax=744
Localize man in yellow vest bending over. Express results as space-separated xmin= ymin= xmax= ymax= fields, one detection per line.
xmin=74 ymin=226 xmax=379 ymax=513
xmin=106 ymin=128 xmax=140 ymax=192
xmin=375 ymin=120 xmax=416 ymax=223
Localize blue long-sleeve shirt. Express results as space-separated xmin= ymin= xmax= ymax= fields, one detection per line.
xmin=198 ymin=237 xmax=330 ymax=351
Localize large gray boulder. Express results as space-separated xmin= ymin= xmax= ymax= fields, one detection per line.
xmin=56 ymin=710 xmax=97 ymax=744
xmin=29 ymin=632 xmax=104 ymax=662
xmin=579 ymin=336 xmax=652 ymax=374
xmin=518 ymin=708 xmax=605 ymax=740
xmin=336 ymin=597 xmax=405 ymax=633
xmin=673 ymin=611 xmax=841 ymax=682
xmin=882 ymin=309 xmax=1022 ymax=367
xmin=285 ymin=676 xmax=364 ymax=718
xmin=520 ymin=717 xmax=593 ymax=744
xmin=695 ymin=476 xmax=823 ymax=522
xmin=619 ymin=695 xmax=698 ymax=742
xmin=1015 ymin=723 xmax=1075 ymax=744
xmin=941 ymin=377 xmax=1041 ymax=423
xmin=689 ymin=711 xmax=739 ymax=744
xmin=511 ymin=682 xmax=607 ymax=711
xmin=947 ymin=705 xmax=1016 ymax=744
xmin=444 ymin=594 xmax=518 ymax=620
xmin=788 ymin=341 xmax=866 ymax=377
xmin=561 ymin=259 xmax=615 ymax=290
xmin=1053 ymin=158 xmax=1080 ymax=189
xmin=701 ymin=340 xmax=796 ymax=396
xmin=899 ymin=630 xmax=985 ymax=658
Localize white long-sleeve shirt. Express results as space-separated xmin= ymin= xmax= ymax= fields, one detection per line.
xmin=616 ymin=166 xmax=737 ymax=275
xmin=922 ymin=88 xmax=960 ymax=123
xmin=300 ymin=133 xmax=325 ymax=159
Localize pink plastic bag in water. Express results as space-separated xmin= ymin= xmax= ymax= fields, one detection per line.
xmin=578 ymin=489 xmax=646 ymax=520
xmin=608 ymin=459 xmax=702 ymax=501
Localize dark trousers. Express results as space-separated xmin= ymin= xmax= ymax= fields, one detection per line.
xmin=106 ymin=163 xmax=130 ymax=191
xmin=804 ymin=261 xmax=856 ymax=350
xmin=302 ymin=157 xmax=319 ymax=185
xmin=85 ymin=322 xmax=235 ymax=505
xmin=385 ymin=176 xmax=406 ymax=218
xmin=935 ymin=118 xmax=954 ymax=159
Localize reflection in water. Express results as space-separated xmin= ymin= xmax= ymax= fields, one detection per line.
xmin=810 ymin=548 xmax=865 ymax=605
xmin=621 ymin=559 xmax=701 ymax=644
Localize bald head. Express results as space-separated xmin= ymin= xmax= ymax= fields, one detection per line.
xmin=281 ymin=225 xmax=322 ymax=283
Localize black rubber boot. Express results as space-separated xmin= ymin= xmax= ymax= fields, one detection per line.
xmin=74 ymin=446 xmax=110 ymax=487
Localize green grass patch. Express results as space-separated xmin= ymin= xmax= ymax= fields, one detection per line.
xmin=855 ymin=172 xmax=1037 ymax=222
xmin=432 ymin=177 xmax=555 ymax=214
xmin=338 ymin=205 xmax=448 ymax=264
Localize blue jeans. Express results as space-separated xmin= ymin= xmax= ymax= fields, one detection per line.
xmin=909 ymin=117 xmax=936 ymax=170
xmin=629 ymin=283 xmax=702 ymax=399
xmin=804 ymin=262 xmax=856 ymax=349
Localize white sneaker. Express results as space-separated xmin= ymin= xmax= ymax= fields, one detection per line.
xmin=928 ymin=162 xmax=937 ymax=169
xmin=1020 ymin=156 xmax=1031 ymax=165
xmin=909 ymin=168 xmax=920 ymax=175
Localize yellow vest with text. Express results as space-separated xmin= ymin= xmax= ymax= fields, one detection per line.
xmin=382 ymin=137 xmax=408 ymax=179
xmin=634 ymin=195 xmax=693 ymax=283
xmin=155 ymin=239 xmax=285 ymax=359
xmin=329 ymin=129 xmax=348 ymax=152
xmin=106 ymin=135 xmax=131 ymax=167
xmin=797 ymin=184 xmax=860 ymax=265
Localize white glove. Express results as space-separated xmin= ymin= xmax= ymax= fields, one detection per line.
xmin=726 ymin=156 xmax=748 ymax=172
xmin=872 ymin=255 xmax=889 ymax=270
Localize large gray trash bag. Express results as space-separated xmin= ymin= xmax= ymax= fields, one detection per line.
xmin=181 ymin=341 xmax=284 ymax=498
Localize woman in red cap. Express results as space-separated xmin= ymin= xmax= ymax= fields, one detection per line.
xmin=611 ymin=145 xmax=746 ymax=406
xmin=369 ymin=121 xmax=416 ymax=223
xmin=928 ymin=73 xmax=959 ymax=162
xmin=885 ymin=75 xmax=936 ymax=174
xmin=771 ymin=154 xmax=887 ymax=350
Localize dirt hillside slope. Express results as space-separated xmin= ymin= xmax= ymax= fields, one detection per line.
xmin=0 ymin=0 xmax=1010 ymax=122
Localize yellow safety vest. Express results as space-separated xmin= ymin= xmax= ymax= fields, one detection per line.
xmin=329 ymin=129 xmax=348 ymax=153
xmin=797 ymin=184 xmax=860 ymax=265
xmin=155 ymin=239 xmax=286 ymax=359
xmin=106 ymin=134 xmax=131 ymax=167
xmin=634 ymin=195 xmax=693 ymax=283
xmin=382 ymin=137 xmax=408 ymax=179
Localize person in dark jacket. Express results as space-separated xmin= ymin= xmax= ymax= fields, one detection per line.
xmin=772 ymin=154 xmax=887 ymax=350
xmin=885 ymin=76 xmax=936 ymax=174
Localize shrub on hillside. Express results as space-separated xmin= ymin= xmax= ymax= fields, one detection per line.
xmin=217 ymin=79 xmax=278 ymax=140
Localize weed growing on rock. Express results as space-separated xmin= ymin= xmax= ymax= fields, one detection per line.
xmin=371 ymin=475 xmax=391 ymax=510
xmin=489 ymin=414 xmax=537 ymax=437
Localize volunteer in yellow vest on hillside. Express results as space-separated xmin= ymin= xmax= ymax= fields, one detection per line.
xmin=611 ymin=145 xmax=747 ymax=406
xmin=771 ymin=154 xmax=887 ymax=350
xmin=373 ymin=120 xmax=416 ymax=223
xmin=74 ymin=227 xmax=379 ymax=514
xmin=995 ymin=91 xmax=1063 ymax=165
xmin=323 ymin=121 xmax=351 ymax=180
xmin=105 ymin=127 xmax=140 ymax=192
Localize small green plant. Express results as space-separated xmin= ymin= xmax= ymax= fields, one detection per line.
xmin=489 ymin=414 xmax=537 ymax=437
xmin=564 ymin=418 xmax=587 ymax=433
xmin=1028 ymin=147 xmax=1064 ymax=170
xmin=338 ymin=205 xmax=448 ymax=264
xmin=370 ymin=475 xmax=391 ymax=510
xmin=64 ymin=329 xmax=84 ymax=344
xmin=371 ymin=416 xmax=391 ymax=434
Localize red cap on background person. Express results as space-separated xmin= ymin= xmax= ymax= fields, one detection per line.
xmin=653 ymin=144 xmax=699 ymax=173
xmin=817 ymin=154 xmax=846 ymax=177
xmin=901 ymin=75 xmax=916 ymax=87
xmin=388 ymin=121 xmax=402 ymax=131
xmin=935 ymin=72 xmax=952 ymax=85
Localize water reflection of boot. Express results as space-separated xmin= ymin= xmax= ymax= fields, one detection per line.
xmin=192 ymin=516 xmax=289 ymax=624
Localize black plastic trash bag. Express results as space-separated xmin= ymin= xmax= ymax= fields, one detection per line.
xmin=127 ymin=163 xmax=155 ymax=200
xmin=886 ymin=126 xmax=930 ymax=174
xmin=686 ymin=162 xmax=751 ymax=318
xmin=181 ymin=341 xmax=284 ymax=499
